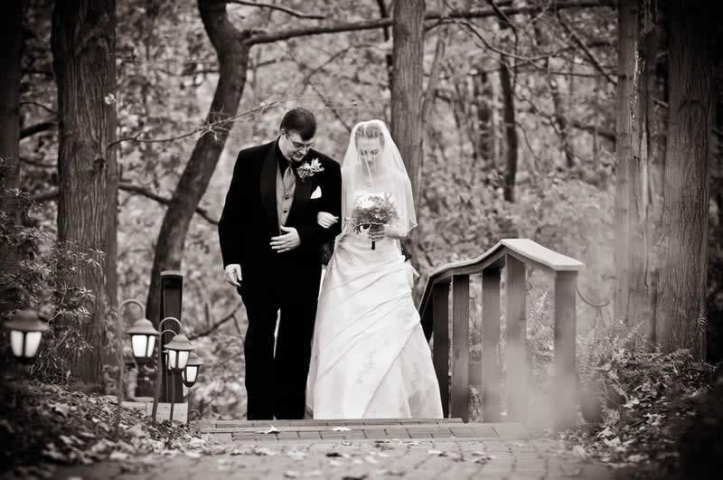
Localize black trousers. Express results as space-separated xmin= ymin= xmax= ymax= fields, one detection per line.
xmin=240 ymin=267 xmax=320 ymax=420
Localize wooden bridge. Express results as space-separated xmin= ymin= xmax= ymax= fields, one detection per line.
xmin=195 ymin=238 xmax=585 ymax=440
xmin=418 ymin=239 xmax=584 ymax=431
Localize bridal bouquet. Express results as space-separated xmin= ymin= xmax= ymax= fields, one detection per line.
xmin=350 ymin=192 xmax=399 ymax=250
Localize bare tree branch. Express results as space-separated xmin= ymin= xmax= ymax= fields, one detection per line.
xmin=119 ymin=182 xmax=219 ymax=225
xmin=20 ymin=157 xmax=55 ymax=168
xmin=557 ymin=12 xmax=617 ymax=85
xmin=19 ymin=101 xmax=57 ymax=115
xmin=227 ymin=0 xmax=326 ymax=20
xmin=188 ymin=302 xmax=243 ymax=340
xmin=107 ymin=100 xmax=283 ymax=149
xmin=246 ymin=0 xmax=616 ymax=45
xmin=20 ymin=120 xmax=56 ymax=140
xmin=30 ymin=182 xmax=221 ymax=225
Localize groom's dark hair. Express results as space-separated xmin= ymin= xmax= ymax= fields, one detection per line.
xmin=280 ymin=108 xmax=317 ymax=140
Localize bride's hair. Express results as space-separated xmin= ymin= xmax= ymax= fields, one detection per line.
xmin=354 ymin=121 xmax=386 ymax=146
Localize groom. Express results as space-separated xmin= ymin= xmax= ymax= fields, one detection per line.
xmin=218 ymin=108 xmax=342 ymax=420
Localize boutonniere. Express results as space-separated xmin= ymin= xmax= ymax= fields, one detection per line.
xmin=296 ymin=158 xmax=325 ymax=181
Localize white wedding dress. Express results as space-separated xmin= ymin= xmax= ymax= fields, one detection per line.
xmin=306 ymin=216 xmax=443 ymax=419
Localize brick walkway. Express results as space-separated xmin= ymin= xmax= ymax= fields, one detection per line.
xmin=51 ymin=420 xmax=623 ymax=480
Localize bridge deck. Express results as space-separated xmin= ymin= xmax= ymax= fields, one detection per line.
xmin=194 ymin=418 xmax=528 ymax=443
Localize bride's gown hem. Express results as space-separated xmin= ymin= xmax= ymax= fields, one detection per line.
xmin=306 ymin=232 xmax=443 ymax=420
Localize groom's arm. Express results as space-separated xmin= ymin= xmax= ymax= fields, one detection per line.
xmin=218 ymin=150 xmax=249 ymax=268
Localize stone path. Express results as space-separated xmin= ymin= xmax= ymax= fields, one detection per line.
xmin=51 ymin=420 xmax=623 ymax=480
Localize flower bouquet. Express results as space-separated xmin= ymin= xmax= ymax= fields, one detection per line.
xmin=350 ymin=192 xmax=399 ymax=250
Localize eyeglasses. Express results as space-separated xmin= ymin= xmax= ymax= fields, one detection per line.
xmin=284 ymin=131 xmax=314 ymax=150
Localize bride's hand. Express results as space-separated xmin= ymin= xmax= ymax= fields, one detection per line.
xmin=317 ymin=211 xmax=339 ymax=229
xmin=368 ymin=224 xmax=386 ymax=242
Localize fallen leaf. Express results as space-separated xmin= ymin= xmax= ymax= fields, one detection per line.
xmin=255 ymin=425 xmax=280 ymax=435
xmin=287 ymin=449 xmax=307 ymax=460
xmin=572 ymin=445 xmax=588 ymax=460
xmin=126 ymin=423 xmax=145 ymax=437
xmin=109 ymin=451 xmax=129 ymax=461
xmin=253 ymin=447 xmax=276 ymax=456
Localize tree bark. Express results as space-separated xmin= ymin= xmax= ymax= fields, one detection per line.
xmin=655 ymin=0 xmax=715 ymax=358
xmin=0 ymin=0 xmax=24 ymax=300
xmin=391 ymin=0 xmax=425 ymax=206
xmin=473 ymin=71 xmax=498 ymax=172
xmin=51 ymin=0 xmax=118 ymax=387
xmin=390 ymin=0 xmax=424 ymax=265
xmin=145 ymin=0 xmax=250 ymax=324
xmin=614 ymin=0 xmax=661 ymax=340
xmin=497 ymin=13 xmax=518 ymax=203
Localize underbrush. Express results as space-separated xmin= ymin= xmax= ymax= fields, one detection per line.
xmin=0 ymin=377 xmax=195 ymax=478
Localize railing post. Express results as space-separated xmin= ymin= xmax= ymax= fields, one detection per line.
xmin=433 ymin=281 xmax=450 ymax=417
xmin=554 ymin=270 xmax=578 ymax=431
xmin=451 ymin=275 xmax=470 ymax=421
xmin=481 ymin=267 xmax=502 ymax=422
xmin=505 ymin=255 xmax=527 ymax=422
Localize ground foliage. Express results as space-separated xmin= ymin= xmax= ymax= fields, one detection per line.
xmin=561 ymin=349 xmax=717 ymax=479
xmin=0 ymin=378 xmax=197 ymax=478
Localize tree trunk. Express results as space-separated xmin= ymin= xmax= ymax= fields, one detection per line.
xmin=391 ymin=0 xmax=424 ymax=206
xmin=145 ymin=0 xmax=250 ymax=324
xmin=500 ymin=58 xmax=518 ymax=202
xmin=614 ymin=0 xmax=661 ymax=341
xmin=0 ymin=0 xmax=24 ymax=305
xmin=655 ymin=0 xmax=715 ymax=358
xmin=391 ymin=0 xmax=424 ymax=264
xmin=375 ymin=0 xmax=394 ymax=87
xmin=51 ymin=0 xmax=119 ymax=387
xmin=497 ymin=15 xmax=518 ymax=203
xmin=473 ymin=71 xmax=497 ymax=173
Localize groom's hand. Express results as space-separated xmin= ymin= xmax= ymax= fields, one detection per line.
xmin=224 ymin=264 xmax=242 ymax=287
xmin=271 ymin=226 xmax=301 ymax=253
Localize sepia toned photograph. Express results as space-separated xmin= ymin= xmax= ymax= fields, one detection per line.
xmin=1 ymin=0 xmax=721 ymax=479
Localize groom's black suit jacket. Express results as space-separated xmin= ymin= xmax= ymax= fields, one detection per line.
xmin=218 ymin=140 xmax=342 ymax=294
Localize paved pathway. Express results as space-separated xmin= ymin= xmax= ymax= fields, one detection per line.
xmin=51 ymin=420 xmax=622 ymax=480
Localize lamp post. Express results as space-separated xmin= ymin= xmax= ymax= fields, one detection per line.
xmin=182 ymin=352 xmax=204 ymax=425
xmin=164 ymin=334 xmax=194 ymax=423
xmin=151 ymin=317 xmax=184 ymax=423
xmin=3 ymin=309 xmax=49 ymax=364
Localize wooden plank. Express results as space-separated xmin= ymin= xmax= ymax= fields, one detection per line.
xmin=502 ymin=239 xmax=584 ymax=272
xmin=505 ymin=255 xmax=527 ymax=422
xmin=433 ymin=281 xmax=451 ymax=417
xmin=482 ymin=268 xmax=502 ymax=422
xmin=553 ymin=271 xmax=578 ymax=431
xmin=451 ymin=275 xmax=470 ymax=422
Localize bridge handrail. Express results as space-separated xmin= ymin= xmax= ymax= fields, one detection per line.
xmin=416 ymin=238 xmax=585 ymax=430
xmin=419 ymin=239 xmax=584 ymax=337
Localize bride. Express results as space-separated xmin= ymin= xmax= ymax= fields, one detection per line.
xmin=306 ymin=120 xmax=443 ymax=419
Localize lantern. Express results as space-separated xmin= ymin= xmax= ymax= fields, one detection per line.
xmin=125 ymin=318 xmax=159 ymax=360
xmin=3 ymin=309 xmax=49 ymax=363
xmin=182 ymin=351 xmax=204 ymax=387
xmin=164 ymin=334 xmax=194 ymax=371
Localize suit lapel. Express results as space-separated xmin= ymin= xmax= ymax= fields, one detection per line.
xmin=259 ymin=143 xmax=279 ymax=236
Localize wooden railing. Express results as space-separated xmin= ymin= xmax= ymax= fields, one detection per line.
xmin=418 ymin=239 xmax=584 ymax=431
